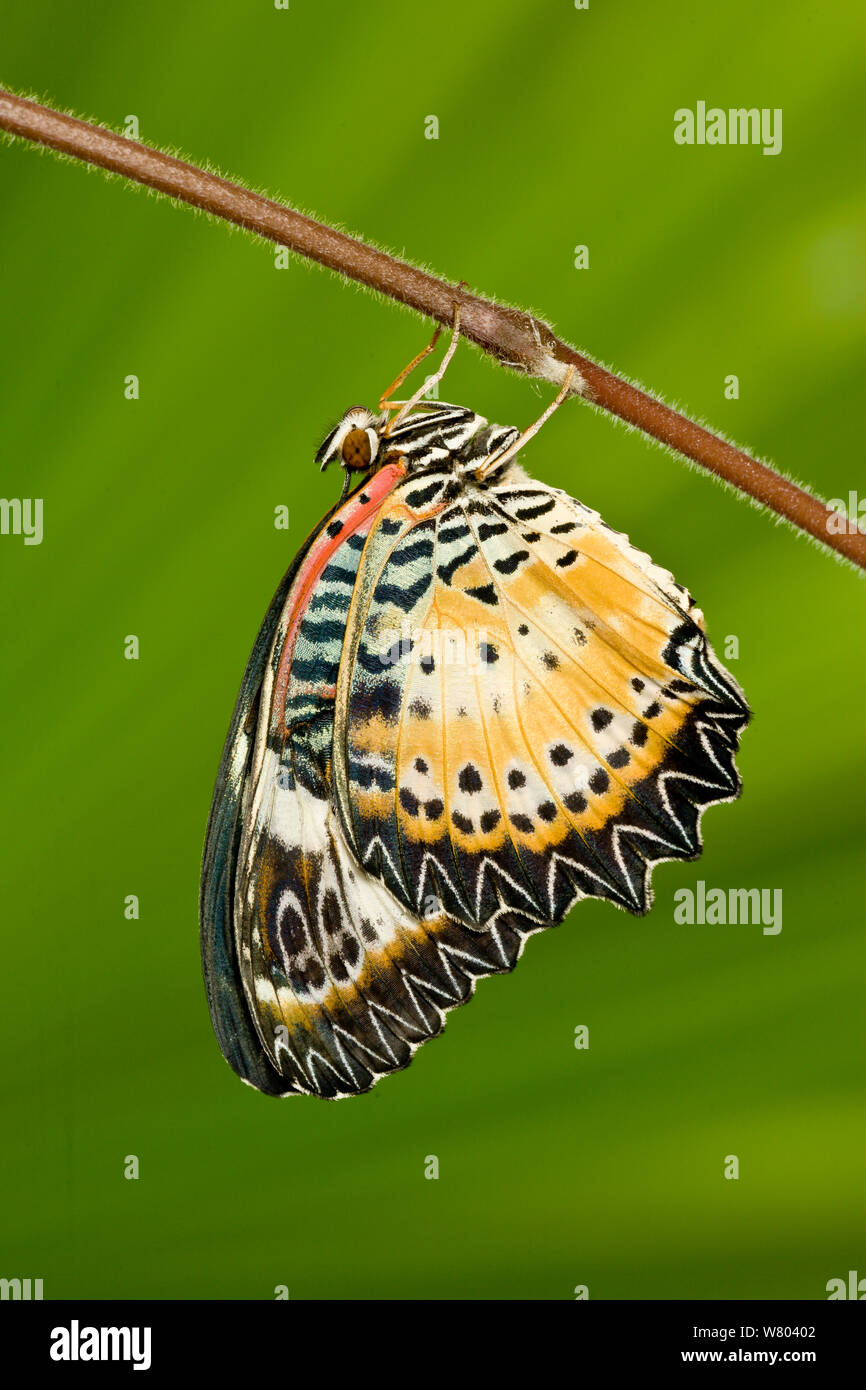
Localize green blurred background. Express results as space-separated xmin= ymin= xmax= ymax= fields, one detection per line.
xmin=1 ymin=0 xmax=863 ymax=1300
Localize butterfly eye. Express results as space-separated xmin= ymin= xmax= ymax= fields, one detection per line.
xmin=341 ymin=427 xmax=378 ymax=471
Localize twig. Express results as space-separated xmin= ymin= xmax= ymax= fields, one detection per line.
xmin=1 ymin=88 xmax=862 ymax=570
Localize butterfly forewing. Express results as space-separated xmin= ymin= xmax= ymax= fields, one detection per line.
xmin=334 ymin=470 xmax=749 ymax=932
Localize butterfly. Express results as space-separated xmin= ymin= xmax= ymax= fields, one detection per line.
xmin=200 ymin=324 xmax=750 ymax=1099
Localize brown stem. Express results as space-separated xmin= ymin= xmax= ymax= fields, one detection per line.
xmin=1 ymin=88 xmax=862 ymax=569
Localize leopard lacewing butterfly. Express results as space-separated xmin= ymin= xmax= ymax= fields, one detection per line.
xmin=200 ymin=333 xmax=749 ymax=1099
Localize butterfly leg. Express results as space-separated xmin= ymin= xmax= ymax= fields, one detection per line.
xmin=475 ymin=365 xmax=577 ymax=478
xmin=385 ymin=310 xmax=463 ymax=430
xmin=378 ymin=324 xmax=443 ymax=412
xmin=380 ymin=305 xmax=463 ymax=427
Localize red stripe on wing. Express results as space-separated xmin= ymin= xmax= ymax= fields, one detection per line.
xmin=271 ymin=462 xmax=407 ymax=729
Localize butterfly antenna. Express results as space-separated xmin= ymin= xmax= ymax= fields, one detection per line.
xmin=477 ymin=365 xmax=577 ymax=478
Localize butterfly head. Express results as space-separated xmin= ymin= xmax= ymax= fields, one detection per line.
xmin=316 ymin=407 xmax=382 ymax=476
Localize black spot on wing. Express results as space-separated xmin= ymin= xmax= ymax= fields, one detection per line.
xmin=298 ymin=617 xmax=348 ymax=646
xmin=493 ymin=549 xmax=530 ymax=575
xmin=437 ymin=543 xmax=477 ymax=585
xmin=405 ymin=479 xmax=446 ymax=508
xmin=351 ymin=680 xmax=403 ymax=725
xmin=465 ymin=584 xmax=499 ymax=606
xmin=438 ymin=522 xmax=472 ymax=543
xmin=348 ymin=757 xmax=396 ymax=791
xmin=399 ymin=788 xmax=420 ymax=817
xmin=372 ymin=573 xmax=433 ymax=612
xmin=388 ymin=536 xmax=436 ymax=567
xmin=458 ymin=764 xmax=483 ymax=794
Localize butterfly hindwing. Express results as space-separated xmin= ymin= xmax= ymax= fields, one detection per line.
xmin=200 ymin=527 xmax=324 ymax=1096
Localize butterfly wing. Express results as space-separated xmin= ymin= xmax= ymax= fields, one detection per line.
xmin=201 ymin=470 xmax=406 ymax=1095
xmin=203 ymin=453 xmax=749 ymax=1099
xmin=200 ymin=534 xmax=320 ymax=1096
xmin=202 ymin=464 xmax=533 ymax=1098
xmin=334 ymin=465 xmax=750 ymax=930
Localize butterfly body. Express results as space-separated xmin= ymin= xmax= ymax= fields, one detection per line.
xmin=201 ymin=394 xmax=749 ymax=1098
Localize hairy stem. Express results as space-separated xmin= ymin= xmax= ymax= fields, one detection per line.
xmin=1 ymin=88 xmax=861 ymax=569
